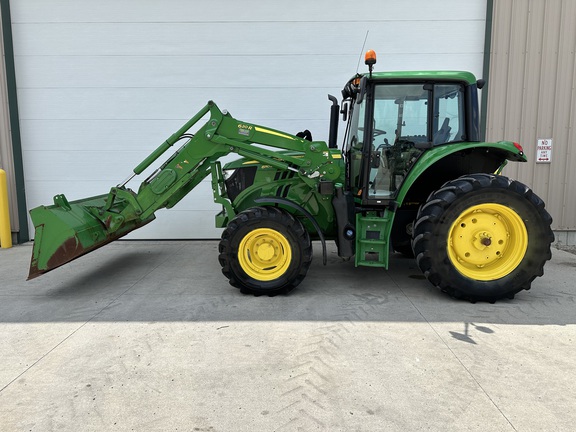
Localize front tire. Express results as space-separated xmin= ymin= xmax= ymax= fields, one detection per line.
xmin=218 ymin=206 xmax=312 ymax=295
xmin=412 ymin=174 xmax=553 ymax=302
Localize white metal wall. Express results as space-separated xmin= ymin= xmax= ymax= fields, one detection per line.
xmin=11 ymin=0 xmax=487 ymax=239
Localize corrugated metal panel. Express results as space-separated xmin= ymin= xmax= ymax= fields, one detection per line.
xmin=486 ymin=0 xmax=576 ymax=230
xmin=553 ymin=0 xmax=576 ymax=229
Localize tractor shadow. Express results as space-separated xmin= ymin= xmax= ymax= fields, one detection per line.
xmin=3 ymin=241 xmax=574 ymax=326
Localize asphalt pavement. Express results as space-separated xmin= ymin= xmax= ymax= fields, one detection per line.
xmin=1 ymin=240 xmax=575 ymax=431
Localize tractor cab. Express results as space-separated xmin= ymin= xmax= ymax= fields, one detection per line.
xmin=341 ymin=63 xmax=482 ymax=207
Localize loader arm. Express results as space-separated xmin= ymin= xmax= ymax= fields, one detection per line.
xmin=28 ymin=101 xmax=340 ymax=279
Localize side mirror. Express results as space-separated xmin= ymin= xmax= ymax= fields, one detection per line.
xmin=341 ymin=102 xmax=349 ymax=121
xmin=356 ymin=76 xmax=368 ymax=104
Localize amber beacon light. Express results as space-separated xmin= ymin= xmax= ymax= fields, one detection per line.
xmin=364 ymin=49 xmax=377 ymax=66
xmin=364 ymin=50 xmax=377 ymax=76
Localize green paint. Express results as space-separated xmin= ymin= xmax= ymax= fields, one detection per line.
xmin=27 ymin=68 xmax=528 ymax=280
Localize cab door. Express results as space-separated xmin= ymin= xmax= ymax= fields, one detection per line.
xmin=345 ymin=80 xmax=466 ymax=205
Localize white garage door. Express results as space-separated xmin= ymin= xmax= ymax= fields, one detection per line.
xmin=11 ymin=0 xmax=487 ymax=239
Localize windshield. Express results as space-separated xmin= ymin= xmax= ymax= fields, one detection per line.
xmin=344 ymin=98 xmax=366 ymax=192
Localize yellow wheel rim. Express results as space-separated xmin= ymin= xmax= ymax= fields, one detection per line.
xmin=447 ymin=203 xmax=528 ymax=280
xmin=238 ymin=228 xmax=292 ymax=281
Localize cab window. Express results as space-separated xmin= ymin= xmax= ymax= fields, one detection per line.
xmin=367 ymin=82 xmax=466 ymax=199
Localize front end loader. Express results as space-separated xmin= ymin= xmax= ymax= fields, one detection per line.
xmin=28 ymin=51 xmax=554 ymax=302
xmin=28 ymin=101 xmax=342 ymax=280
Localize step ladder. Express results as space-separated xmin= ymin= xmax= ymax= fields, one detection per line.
xmin=355 ymin=212 xmax=392 ymax=268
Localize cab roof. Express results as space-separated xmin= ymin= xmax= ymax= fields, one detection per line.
xmin=365 ymin=70 xmax=478 ymax=85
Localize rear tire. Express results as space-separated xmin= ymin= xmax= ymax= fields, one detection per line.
xmin=412 ymin=174 xmax=553 ymax=302
xmin=218 ymin=206 xmax=312 ymax=296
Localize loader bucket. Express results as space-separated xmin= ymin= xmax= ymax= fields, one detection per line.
xmin=28 ymin=193 xmax=154 ymax=280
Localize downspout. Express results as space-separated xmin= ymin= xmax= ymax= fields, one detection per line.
xmin=480 ymin=0 xmax=494 ymax=141
xmin=0 ymin=0 xmax=28 ymax=243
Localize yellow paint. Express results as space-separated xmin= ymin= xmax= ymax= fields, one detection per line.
xmin=447 ymin=203 xmax=528 ymax=280
xmin=254 ymin=127 xmax=294 ymax=140
xmin=238 ymin=228 xmax=291 ymax=281
xmin=0 ymin=169 xmax=12 ymax=249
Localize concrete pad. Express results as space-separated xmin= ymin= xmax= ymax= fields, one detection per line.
xmin=1 ymin=241 xmax=575 ymax=431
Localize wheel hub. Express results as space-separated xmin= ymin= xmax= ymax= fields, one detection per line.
xmin=254 ymin=240 xmax=275 ymax=261
xmin=238 ymin=228 xmax=292 ymax=281
xmin=447 ymin=203 xmax=528 ymax=280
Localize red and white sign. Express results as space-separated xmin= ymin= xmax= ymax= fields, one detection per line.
xmin=536 ymin=138 xmax=552 ymax=163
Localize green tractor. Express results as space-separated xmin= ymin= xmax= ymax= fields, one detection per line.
xmin=28 ymin=51 xmax=553 ymax=302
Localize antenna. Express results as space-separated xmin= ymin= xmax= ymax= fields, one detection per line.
xmin=355 ymin=31 xmax=369 ymax=74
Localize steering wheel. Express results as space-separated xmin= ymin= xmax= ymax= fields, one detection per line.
xmin=358 ymin=127 xmax=387 ymax=137
xmin=373 ymin=128 xmax=387 ymax=137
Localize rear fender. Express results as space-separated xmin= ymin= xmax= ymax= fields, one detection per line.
xmin=395 ymin=141 xmax=526 ymax=207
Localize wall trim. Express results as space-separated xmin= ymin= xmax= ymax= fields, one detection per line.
xmin=0 ymin=0 xmax=29 ymax=243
